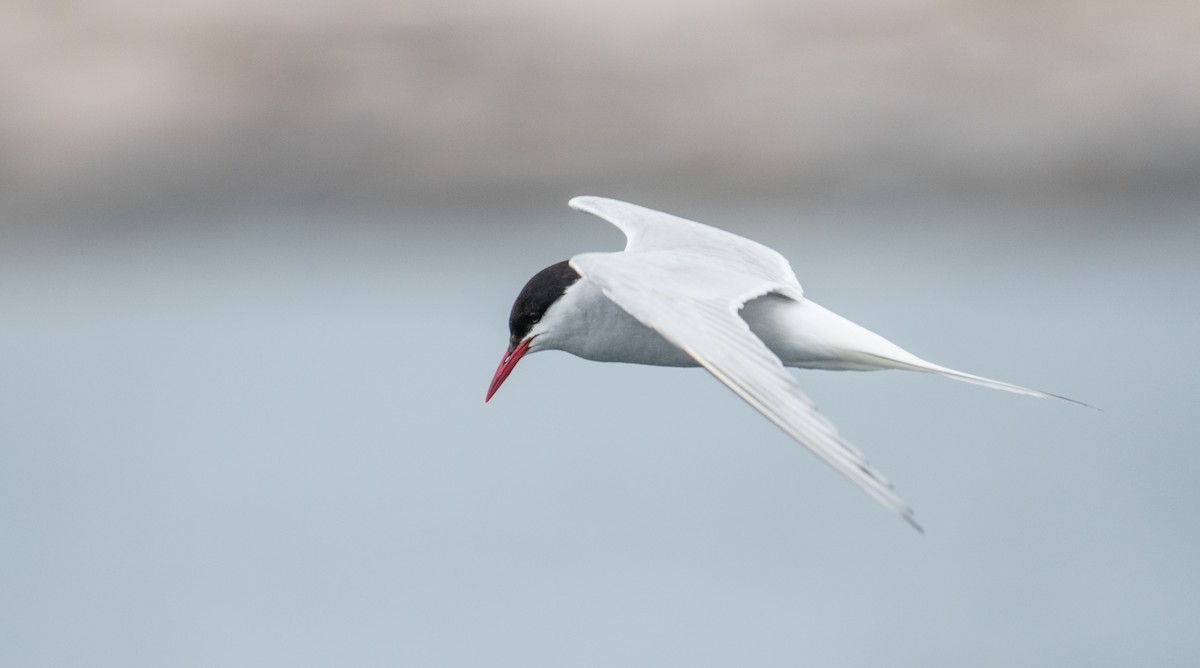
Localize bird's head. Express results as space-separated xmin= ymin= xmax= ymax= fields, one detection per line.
xmin=486 ymin=260 xmax=581 ymax=402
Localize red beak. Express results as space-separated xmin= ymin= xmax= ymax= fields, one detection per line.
xmin=485 ymin=337 xmax=533 ymax=402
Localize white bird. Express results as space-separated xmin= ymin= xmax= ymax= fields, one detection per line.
xmin=487 ymin=196 xmax=1082 ymax=531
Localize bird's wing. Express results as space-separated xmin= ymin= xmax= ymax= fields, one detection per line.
xmin=569 ymin=196 xmax=803 ymax=296
xmin=570 ymin=249 xmax=920 ymax=531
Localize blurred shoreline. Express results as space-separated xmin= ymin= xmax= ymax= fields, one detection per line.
xmin=3 ymin=1 xmax=1198 ymax=232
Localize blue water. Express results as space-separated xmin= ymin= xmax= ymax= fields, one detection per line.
xmin=2 ymin=203 xmax=1197 ymax=666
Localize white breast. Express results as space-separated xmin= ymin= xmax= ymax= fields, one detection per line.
xmin=531 ymin=278 xmax=698 ymax=367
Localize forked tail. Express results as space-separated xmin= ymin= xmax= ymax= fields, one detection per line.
xmin=866 ymin=354 xmax=1094 ymax=408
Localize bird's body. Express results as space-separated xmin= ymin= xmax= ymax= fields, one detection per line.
xmin=488 ymin=196 xmax=1081 ymax=530
xmin=531 ymin=275 xmax=692 ymax=366
xmin=541 ymin=277 xmax=922 ymax=372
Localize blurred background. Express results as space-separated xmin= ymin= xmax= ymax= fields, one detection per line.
xmin=2 ymin=1 xmax=1198 ymax=666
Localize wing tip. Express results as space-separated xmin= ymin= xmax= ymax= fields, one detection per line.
xmin=1038 ymin=390 xmax=1101 ymax=411
xmin=902 ymin=510 xmax=924 ymax=534
xmin=568 ymin=195 xmax=609 ymax=213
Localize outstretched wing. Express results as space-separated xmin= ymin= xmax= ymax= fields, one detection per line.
xmin=570 ymin=247 xmax=921 ymax=532
xmin=569 ymin=196 xmax=803 ymax=296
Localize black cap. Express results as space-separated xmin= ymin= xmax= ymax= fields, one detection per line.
xmin=508 ymin=260 xmax=581 ymax=348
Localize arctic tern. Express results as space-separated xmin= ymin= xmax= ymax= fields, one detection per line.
xmin=487 ymin=196 xmax=1082 ymax=531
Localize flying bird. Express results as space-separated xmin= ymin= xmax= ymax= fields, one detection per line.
xmin=487 ymin=196 xmax=1082 ymax=531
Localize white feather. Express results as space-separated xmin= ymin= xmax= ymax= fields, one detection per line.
xmin=536 ymin=196 xmax=1084 ymax=530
